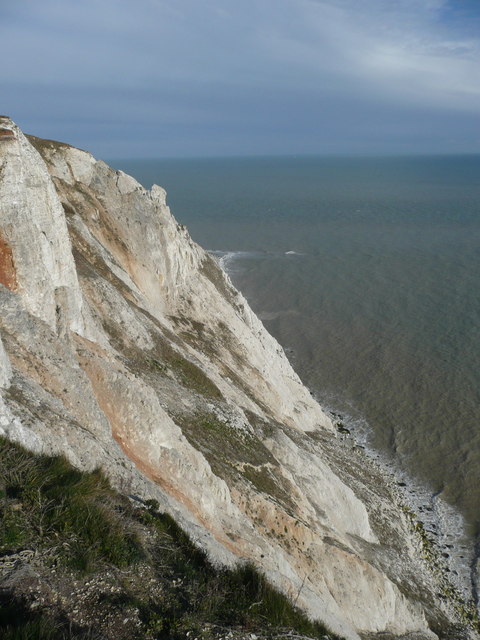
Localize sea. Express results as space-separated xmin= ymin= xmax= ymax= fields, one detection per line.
xmin=110 ymin=155 xmax=480 ymax=589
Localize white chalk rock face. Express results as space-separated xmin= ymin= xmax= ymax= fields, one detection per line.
xmin=0 ymin=120 xmax=473 ymax=640
xmin=0 ymin=334 xmax=11 ymax=389
xmin=0 ymin=118 xmax=93 ymax=337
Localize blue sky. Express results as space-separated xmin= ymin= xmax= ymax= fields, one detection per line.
xmin=1 ymin=0 xmax=479 ymax=157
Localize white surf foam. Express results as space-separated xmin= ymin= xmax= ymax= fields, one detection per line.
xmin=209 ymin=250 xmax=261 ymax=273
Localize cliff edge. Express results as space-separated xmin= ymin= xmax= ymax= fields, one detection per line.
xmin=0 ymin=118 xmax=474 ymax=639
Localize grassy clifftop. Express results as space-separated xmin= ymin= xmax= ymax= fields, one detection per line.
xmin=0 ymin=438 xmax=339 ymax=640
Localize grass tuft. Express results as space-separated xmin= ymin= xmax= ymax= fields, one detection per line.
xmin=0 ymin=437 xmax=143 ymax=569
xmin=0 ymin=438 xmax=341 ymax=639
xmin=136 ymin=503 xmax=339 ymax=638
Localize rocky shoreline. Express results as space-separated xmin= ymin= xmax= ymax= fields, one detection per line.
xmin=329 ymin=408 xmax=475 ymax=601
xmin=218 ymin=250 xmax=478 ymax=611
xmin=0 ymin=118 xmax=477 ymax=638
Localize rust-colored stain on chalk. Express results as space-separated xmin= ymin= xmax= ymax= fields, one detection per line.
xmin=0 ymin=235 xmax=17 ymax=290
xmin=0 ymin=129 xmax=15 ymax=140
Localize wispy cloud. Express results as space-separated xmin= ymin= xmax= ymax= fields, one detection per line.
xmin=1 ymin=0 xmax=479 ymax=155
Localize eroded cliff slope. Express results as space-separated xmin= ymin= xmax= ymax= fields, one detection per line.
xmin=0 ymin=118 xmax=474 ymax=639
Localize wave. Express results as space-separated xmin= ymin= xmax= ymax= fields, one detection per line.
xmin=209 ymin=249 xmax=305 ymax=274
xmin=209 ymin=250 xmax=265 ymax=273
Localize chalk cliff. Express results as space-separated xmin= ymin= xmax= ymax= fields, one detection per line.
xmin=0 ymin=117 xmax=474 ymax=639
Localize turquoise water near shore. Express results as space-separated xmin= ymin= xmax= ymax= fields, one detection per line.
xmin=111 ymin=155 xmax=480 ymax=542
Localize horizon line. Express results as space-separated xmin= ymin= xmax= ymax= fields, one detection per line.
xmin=105 ymin=151 xmax=480 ymax=163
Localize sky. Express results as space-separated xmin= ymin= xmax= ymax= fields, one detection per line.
xmin=1 ymin=0 xmax=480 ymax=157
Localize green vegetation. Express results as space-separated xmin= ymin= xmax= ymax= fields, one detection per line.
xmin=0 ymin=438 xmax=340 ymax=640
xmin=26 ymin=134 xmax=75 ymax=154
xmin=136 ymin=505 xmax=337 ymax=638
xmin=241 ymin=466 xmax=285 ymax=502
xmin=180 ymin=413 xmax=273 ymax=467
xmin=335 ymin=422 xmax=350 ymax=436
xmin=100 ymin=304 xmax=222 ymax=400
xmin=148 ymin=339 xmax=222 ymax=399
xmin=0 ymin=436 xmax=143 ymax=570
xmin=0 ymin=595 xmax=97 ymax=639
xmin=401 ymin=503 xmax=480 ymax=632
xmin=175 ymin=412 xmax=295 ymax=511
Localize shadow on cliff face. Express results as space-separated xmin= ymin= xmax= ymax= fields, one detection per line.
xmin=0 ymin=592 xmax=104 ymax=640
